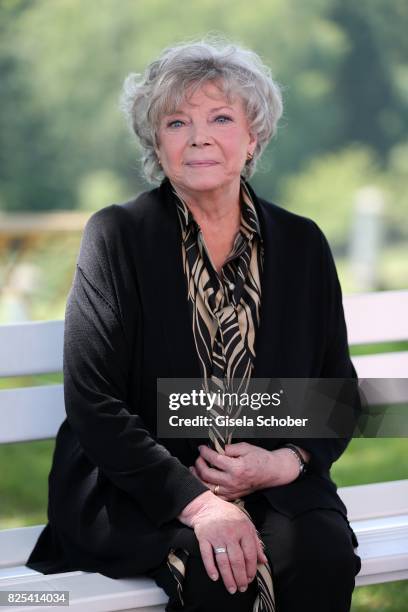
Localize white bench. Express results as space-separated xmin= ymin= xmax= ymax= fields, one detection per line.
xmin=0 ymin=290 xmax=407 ymax=610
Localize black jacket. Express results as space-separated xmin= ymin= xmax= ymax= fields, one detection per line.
xmin=26 ymin=178 xmax=359 ymax=577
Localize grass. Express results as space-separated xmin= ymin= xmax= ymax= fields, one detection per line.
xmin=350 ymin=341 xmax=408 ymax=356
xmin=351 ymin=580 xmax=408 ymax=611
xmin=0 ymin=439 xmax=53 ymax=528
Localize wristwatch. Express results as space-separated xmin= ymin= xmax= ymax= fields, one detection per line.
xmin=282 ymin=443 xmax=308 ymax=479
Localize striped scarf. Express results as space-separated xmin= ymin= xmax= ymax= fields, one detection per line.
xmin=167 ymin=179 xmax=275 ymax=610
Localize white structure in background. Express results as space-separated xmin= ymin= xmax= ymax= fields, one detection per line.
xmin=0 ymin=210 xmax=88 ymax=324
xmin=0 ymin=263 xmax=41 ymax=322
xmin=349 ymin=187 xmax=385 ymax=292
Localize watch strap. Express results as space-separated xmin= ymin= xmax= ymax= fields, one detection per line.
xmin=282 ymin=443 xmax=308 ymax=479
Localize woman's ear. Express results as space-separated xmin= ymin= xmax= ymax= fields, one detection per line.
xmin=153 ymin=144 xmax=162 ymax=166
xmin=153 ymin=130 xmax=161 ymax=156
xmin=248 ymin=132 xmax=257 ymax=155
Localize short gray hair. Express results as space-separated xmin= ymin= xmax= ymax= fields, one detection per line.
xmin=120 ymin=36 xmax=284 ymax=183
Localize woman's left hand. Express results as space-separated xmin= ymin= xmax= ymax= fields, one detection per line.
xmin=189 ymin=442 xmax=275 ymax=501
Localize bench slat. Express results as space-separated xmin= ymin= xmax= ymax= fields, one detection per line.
xmin=352 ymin=369 xmax=408 ymax=403
xmin=344 ymin=290 xmax=408 ymax=345
xmin=352 ymin=351 xmax=408 ymax=378
xmin=1 ymin=514 xmax=407 ymax=598
xmin=1 ymin=483 xmax=404 ymax=567
xmin=0 ymin=386 xmax=65 ymax=444
xmin=0 ymin=571 xmax=167 ymax=611
xmin=0 ymin=526 xmax=44 ymax=568
xmin=1 ymin=379 xmax=407 ymax=445
xmin=0 ymin=290 xmax=406 ymax=379
xmin=1 ymin=372 xmax=407 ymax=444
xmin=351 ymin=514 xmax=408 ymax=586
xmin=0 ymin=320 xmax=63 ymax=377
xmin=338 ymin=480 xmax=408 ymax=521
xmin=0 ymin=565 xmax=41 ymax=579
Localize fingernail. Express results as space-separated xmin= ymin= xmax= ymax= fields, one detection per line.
xmin=229 ymin=587 xmax=237 ymax=594
xmin=239 ymin=586 xmax=247 ymax=592
xmin=211 ymin=574 xmax=218 ymax=581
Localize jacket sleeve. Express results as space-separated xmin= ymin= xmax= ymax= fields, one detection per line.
xmin=284 ymin=223 xmax=361 ymax=473
xmin=63 ymin=206 xmax=208 ymax=528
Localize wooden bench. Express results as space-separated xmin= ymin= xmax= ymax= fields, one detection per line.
xmin=0 ymin=289 xmax=407 ymax=610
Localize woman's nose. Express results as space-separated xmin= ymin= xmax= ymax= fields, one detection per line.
xmin=188 ymin=123 xmax=213 ymax=147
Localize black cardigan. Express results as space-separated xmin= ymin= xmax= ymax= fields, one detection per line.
xmin=26 ymin=178 xmax=359 ymax=577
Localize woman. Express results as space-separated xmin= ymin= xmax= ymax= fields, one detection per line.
xmin=26 ymin=38 xmax=361 ymax=611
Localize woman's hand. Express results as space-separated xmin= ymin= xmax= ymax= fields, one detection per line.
xmin=179 ymin=491 xmax=268 ymax=593
xmin=189 ymin=442 xmax=276 ymax=501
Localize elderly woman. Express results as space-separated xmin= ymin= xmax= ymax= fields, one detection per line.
xmin=27 ymin=39 xmax=361 ymax=611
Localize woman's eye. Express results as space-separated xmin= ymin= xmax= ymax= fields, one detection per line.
xmin=215 ymin=115 xmax=232 ymax=123
xmin=167 ymin=119 xmax=184 ymax=128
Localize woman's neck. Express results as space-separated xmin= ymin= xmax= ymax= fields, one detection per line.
xmin=170 ymin=179 xmax=242 ymax=230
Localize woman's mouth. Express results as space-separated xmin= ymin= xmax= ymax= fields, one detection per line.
xmin=185 ymin=160 xmax=219 ymax=167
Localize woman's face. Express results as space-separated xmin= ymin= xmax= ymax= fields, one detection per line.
xmin=155 ymin=81 xmax=257 ymax=197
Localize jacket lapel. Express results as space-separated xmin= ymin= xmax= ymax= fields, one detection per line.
xmin=147 ymin=179 xmax=202 ymax=379
xmin=244 ymin=182 xmax=284 ymax=378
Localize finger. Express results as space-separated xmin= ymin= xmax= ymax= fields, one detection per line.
xmin=240 ymin=534 xmax=258 ymax=582
xmin=196 ymin=456 xmax=230 ymax=485
xmin=224 ymin=442 xmax=248 ymax=457
xmin=214 ymin=547 xmax=238 ymax=594
xmin=198 ymin=539 xmax=219 ymax=582
xmin=256 ymin=537 xmax=268 ymax=564
xmin=199 ymin=445 xmax=231 ymax=470
xmin=205 ymin=481 xmax=217 ymax=493
xmin=226 ymin=541 xmax=249 ymax=591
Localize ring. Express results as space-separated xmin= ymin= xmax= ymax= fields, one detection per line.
xmin=214 ymin=547 xmax=227 ymax=555
xmin=214 ymin=484 xmax=220 ymax=495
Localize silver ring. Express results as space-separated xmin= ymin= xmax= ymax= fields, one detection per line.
xmin=214 ymin=547 xmax=227 ymax=555
xmin=213 ymin=484 xmax=220 ymax=495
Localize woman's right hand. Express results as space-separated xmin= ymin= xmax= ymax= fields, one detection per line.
xmin=178 ymin=492 xmax=268 ymax=594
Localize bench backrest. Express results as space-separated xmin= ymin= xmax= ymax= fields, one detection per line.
xmin=0 ymin=290 xmax=407 ymax=522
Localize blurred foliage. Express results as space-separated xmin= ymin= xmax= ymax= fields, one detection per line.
xmin=0 ymin=0 xmax=407 ymax=215
xmin=281 ymin=145 xmax=381 ymax=249
xmin=0 ymin=0 xmax=407 ymax=314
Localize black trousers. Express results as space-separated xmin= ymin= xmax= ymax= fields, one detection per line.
xmin=146 ymin=491 xmax=361 ymax=612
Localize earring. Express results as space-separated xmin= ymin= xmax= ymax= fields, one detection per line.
xmin=158 ymin=158 xmax=162 ymax=166
xmin=246 ymin=152 xmax=253 ymax=161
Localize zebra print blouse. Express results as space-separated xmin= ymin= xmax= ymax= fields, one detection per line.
xmin=173 ymin=178 xmax=264 ymax=384
xmin=164 ymin=179 xmax=276 ymax=611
